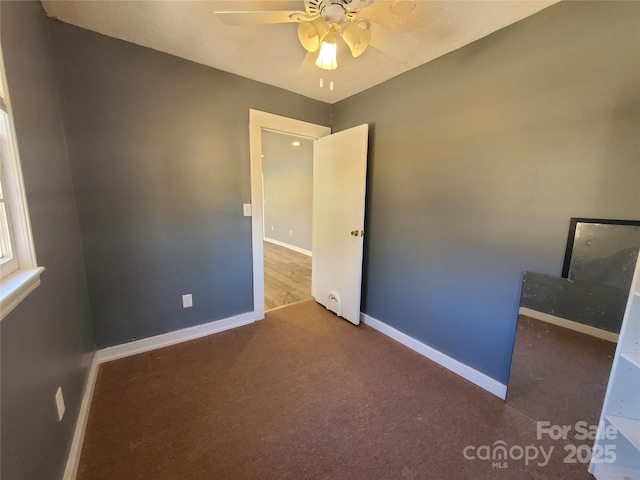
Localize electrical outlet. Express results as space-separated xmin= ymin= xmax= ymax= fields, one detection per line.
xmin=289 ymin=230 xmax=293 ymax=236
xmin=243 ymin=204 xmax=252 ymax=216
xmin=271 ymin=226 xmax=274 ymax=232
xmin=55 ymin=387 xmax=65 ymax=421
xmin=182 ymin=294 xmax=193 ymax=308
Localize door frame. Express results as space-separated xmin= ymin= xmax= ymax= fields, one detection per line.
xmin=249 ymin=109 xmax=331 ymax=320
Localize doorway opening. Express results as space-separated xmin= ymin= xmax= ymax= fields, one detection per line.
xmin=261 ymin=130 xmax=314 ymax=311
xmin=249 ymin=110 xmax=331 ymax=320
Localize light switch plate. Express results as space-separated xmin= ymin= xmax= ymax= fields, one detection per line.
xmin=182 ymin=294 xmax=193 ymax=308
xmin=243 ymin=204 xmax=252 ymax=217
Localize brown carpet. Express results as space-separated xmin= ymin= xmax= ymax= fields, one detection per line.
xmin=507 ymin=315 xmax=615 ymax=436
xmin=78 ymin=301 xmax=595 ymax=480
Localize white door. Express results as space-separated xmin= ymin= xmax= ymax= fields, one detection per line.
xmin=312 ymin=124 xmax=369 ymax=325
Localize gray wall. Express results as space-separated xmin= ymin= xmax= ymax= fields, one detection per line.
xmin=0 ymin=2 xmax=96 ymax=480
xmin=332 ymin=1 xmax=640 ymax=384
xmin=263 ymin=131 xmax=313 ymax=251
xmin=48 ymin=21 xmax=330 ymax=348
xmin=520 ymin=272 xmax=628 ymax=333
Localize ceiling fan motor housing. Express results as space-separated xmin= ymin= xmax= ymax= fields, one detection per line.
xmin=305 ymin=0 xmax=374 ymax=24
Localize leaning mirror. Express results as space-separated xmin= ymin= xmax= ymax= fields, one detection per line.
xmin=507 ymin=218 xmax=640 ymax=434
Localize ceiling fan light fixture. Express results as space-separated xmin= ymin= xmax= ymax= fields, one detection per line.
xmin=297 ymin=17 xmax=329 ymax=52
xmin=342 ymin=20 xmax=371 ymax=58
xmin=315 ymin=30 xmax=338 ymax=70
xmin=298 ymin=22 xmax=320 ymax=52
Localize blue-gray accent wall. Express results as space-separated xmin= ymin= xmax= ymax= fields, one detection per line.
xmin=332 ymin=1 xmax=640 ymax=384
xmin=0 ymin=2 xmax=96 ymax=479
xmin=47 ymin=20 xmax=330 ymax=348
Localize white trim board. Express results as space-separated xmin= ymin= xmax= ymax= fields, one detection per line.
xmin=63 ymin=354 xmax=100 ymax=480
xmin=361 ymin=313 xmax=508 ymax=400
xmin=519 ymin=307 xmax=619 ymax=343
xmin=249 ymin=109 xmax=331 ymax=321
xmin=264 ymin=237 xmax=312 ymax=257
xmin=97 ymin=312 xmax=255 ymax=362
xmin=63 ymin=311 xmax=256 ymax=479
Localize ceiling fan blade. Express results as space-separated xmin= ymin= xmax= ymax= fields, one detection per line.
xmin=215 ymin=10 xmax=304 ymax=26
xmin=368 ymin=20 xmax=419 ymax=64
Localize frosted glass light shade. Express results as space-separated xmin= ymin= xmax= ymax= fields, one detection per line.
xmin=298 ymin=18 xmax=328 ymax=53
xmin=343 ymin=21 xmax=371 ymax=58
xmin=315 ymin=32 xmax=338 ymax=70
xmin=298 ymin=22 xmax=320 ymax=52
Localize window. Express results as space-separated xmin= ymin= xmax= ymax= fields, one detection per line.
xmin=0 ymin=96 xmax=18 ymax=275
xmin=0 ymin=41 xmax=44 ymax=320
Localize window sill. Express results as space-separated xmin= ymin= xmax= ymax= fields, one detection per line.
xmin=0 ymin=266 xmax=45 ymax=321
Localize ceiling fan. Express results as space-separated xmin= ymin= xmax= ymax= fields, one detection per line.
xmin=215 ymin=0 xmax=418 ymax=71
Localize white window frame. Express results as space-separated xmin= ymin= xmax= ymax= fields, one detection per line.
xmin=0 ymin=41 xmax=44 ymax=321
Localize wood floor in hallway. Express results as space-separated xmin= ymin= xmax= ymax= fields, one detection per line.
xmin=263 ymin=240 xmax=312 ymax=310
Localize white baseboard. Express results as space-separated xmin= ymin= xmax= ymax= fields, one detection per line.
xmin=63 ymin=311 xmax=256 ymax=479
xmin=63 ymin=353 xmax=100 ymax=480
xmin=361 ymin=313 xmax=507 ymax=400
xmin=518 ymin=307 xmax=619 ymax=343
xmin=264 ymin=237 xmax=312 ymax=257
xmin=97 ymin=312 xmax=256 ymax=363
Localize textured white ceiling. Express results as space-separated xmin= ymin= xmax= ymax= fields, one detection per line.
xmin=41 ymin=0 xmax=558 ymax=103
